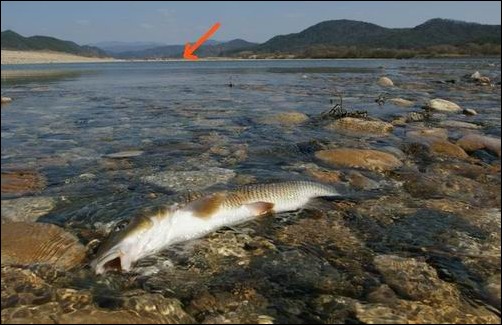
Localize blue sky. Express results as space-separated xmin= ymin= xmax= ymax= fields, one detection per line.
xmin=1 ymin=1 xmax=501 ymax=45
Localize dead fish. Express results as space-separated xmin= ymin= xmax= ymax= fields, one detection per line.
xmin=92 ymin=181 xmax=339 ymax=274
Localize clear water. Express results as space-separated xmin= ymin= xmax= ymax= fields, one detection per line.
xmin=1 ymin=59 xmax=501 ymax=323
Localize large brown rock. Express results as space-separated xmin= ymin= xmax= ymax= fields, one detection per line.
xmin=315 ymin=149 xmax=402 ymax=171
xmin=1 ymin=222 xmax=86 ymax=269
xmin=407 ymin=128 xmax=468 ymax=158
xmin=326 ymin=117 xmax=393 ymax=135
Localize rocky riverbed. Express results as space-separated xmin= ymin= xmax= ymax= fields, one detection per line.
xmin=1 ymin=59 xmax=500 ymax=323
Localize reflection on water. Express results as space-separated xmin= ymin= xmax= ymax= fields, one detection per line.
xmin=1 ymin=59 xmax=501 ymax=324
xmin=1 ymin=69 xmax=87 ymax=85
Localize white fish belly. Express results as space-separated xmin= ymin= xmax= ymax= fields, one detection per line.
xmin=168 ymin=206 xmax=255 ymax=244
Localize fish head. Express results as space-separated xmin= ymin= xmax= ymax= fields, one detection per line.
xmin=92 ymin=208 xmax=169 ymax=274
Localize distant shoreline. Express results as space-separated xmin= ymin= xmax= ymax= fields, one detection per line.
xmin=1 ymin=49 xmax=500 ymax=65
xmin=1 ymin=50 xmax=119 ymax=65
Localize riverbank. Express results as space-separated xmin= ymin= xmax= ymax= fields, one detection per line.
xmin=1 ymin=50 xmax=119 ymax=65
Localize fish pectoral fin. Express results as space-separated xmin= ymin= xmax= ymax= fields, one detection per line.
xmin=245 ymin=202 xmax=275 ymax=216
xmin=188 ymin=193 xmax=226 ymax=219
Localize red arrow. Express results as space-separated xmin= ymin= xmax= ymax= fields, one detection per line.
xmin=183 ymin=22 xmax=221 ymax=60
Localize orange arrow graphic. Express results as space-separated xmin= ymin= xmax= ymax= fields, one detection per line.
xmin=183 ymin=22 xmax=221 ymax=60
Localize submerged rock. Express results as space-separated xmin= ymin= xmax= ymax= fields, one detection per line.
xmin=406 ymin=128 xmax=467 ymax=158
xmin=1 ymin=197 xmax=56 ymax=223
xmin=355 ymin=299 xmax=499 ymax=324
xmin=316 ymin=148 xmax=402 ymax=171
xmin=104 ymin=150 xmax=144 ymax=158
xmin=407 ymin=128 xmax=448 ymax=140
xmin=484 ymin=273 xmax=501 ymax=309
xmin=377 ymin=77 xmax=394 ymax=87
xmin=261 ymin=111 xmax=309 ymax=126
xmin=457 ymin=134 xmax=501 ymax=157
xmin=326 ymin=117 xmax=393 ymax=135
xmin=141 ymin=167 xmax=236 ymax=192
xmin=373 ymin=254 xmax=458 ymax=302
xmin=1 ymin=222 xmax=86 ymax=269
xmin=425 ymin=98 xmax=461 ymax=112
xmin=1 ymin=170 xmax=47 ymax=196
xmin=428 ymin=139 xmax=468 ymax=159
xmin=388 ymin=98 xmax=414 ymax=107
xmin=439 ymin=120 xmax=481 ymax=129
xmin=347 ymin=171 xmax=380 ymax=190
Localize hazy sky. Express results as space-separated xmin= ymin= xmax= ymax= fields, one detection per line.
xmin=1 ymin=1 xmax=501 ymax=45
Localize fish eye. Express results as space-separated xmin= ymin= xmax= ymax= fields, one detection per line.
xmin=114 ymin=220 xmax=129 ymax=232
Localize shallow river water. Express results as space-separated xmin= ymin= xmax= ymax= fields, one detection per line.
xmin=1 ymin=59 xmax=501 ymax=323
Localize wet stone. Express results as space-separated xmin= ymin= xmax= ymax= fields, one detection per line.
xmin=1 ymin=96 xmax=13 ymax=104
xmin=389 ymin=98 xmax=414 ymax=107
xmin=1 ymin=197 xmax=56 ymax=223
xmin=260 ymin=111 xmax=309 ymax=126
xmin=377 ymin=76 xmax=394 ymax=87
xmin=457 ymin=134 xmax=501 ymax=157
xmin=425 ymin=98 xmax=461 ymax=112
xmin=347 ymin=171 xmax=380 ymax=190
xmin=141 ymin=167 xmax=236 ymax=192
xmin=373 ymin=254 xmax=459 ymax=302
xmin=316 ymin=148 xmax=403 ymax=171
xmin=104 ymin=150 xmax=144 ymax=159
xmin=1 ymin=170 xmax=47 ymax=196
xmin=439 ymin=120 xmax=481 ymax=129
xmin=326 ymin=117 xmax=393 ymax=135
xmin=1 ymin=222 xmax=86 ymax=269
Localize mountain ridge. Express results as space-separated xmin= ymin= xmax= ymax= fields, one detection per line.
xmin=1 ymin=30 xmax=107 ymax=57
xmin=2 ymin=18 xmax=500 ymax=59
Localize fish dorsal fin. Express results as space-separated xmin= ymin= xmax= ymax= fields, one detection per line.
xmin=245 ymin=202 xmax=275 ymax=216
xmin=188 ymin=193 xmax=226 ymax=219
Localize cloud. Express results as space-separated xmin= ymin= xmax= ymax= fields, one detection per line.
xmin=140 ymin=23 xmax=154 ymax=29
xmin=76 ymin=19 xmax=91 ymax=26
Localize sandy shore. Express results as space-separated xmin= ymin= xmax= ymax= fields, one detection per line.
xmin=1 ymin=50 xmax=119 ymax=65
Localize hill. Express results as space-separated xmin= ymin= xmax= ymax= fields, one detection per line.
xmin=247 ymin=18 xmax=501 ymax=58
xmin=1 ymin=30 xmax=107 ymax=57
xmin=115 ymin=39 xmax=257 ymax=59
xmin=90 ymin=41 xmax=166 ymax=54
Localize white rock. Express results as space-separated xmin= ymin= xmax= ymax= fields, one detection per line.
xmin=462 ymin=108 xmax=478 ymax=116
xmin=1 ymin=96 xmax=13 ymax=104
xmin=377 ymin=76 xmax=394 ymax=87
xmin=426 ymin=98 xmax=461 ymax=112
xmin=470 ymin=71 xmax=482 ymax=80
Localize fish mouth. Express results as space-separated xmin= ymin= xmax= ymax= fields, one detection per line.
xmin=93 ymin=250 xmax=123 ymax=274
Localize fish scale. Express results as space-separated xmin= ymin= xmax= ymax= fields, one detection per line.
xmin=93 ymin=181 xmax=339 ymax=274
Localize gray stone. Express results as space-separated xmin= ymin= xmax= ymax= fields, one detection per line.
xmin=141 ymin=167 xmax=236 ymax=192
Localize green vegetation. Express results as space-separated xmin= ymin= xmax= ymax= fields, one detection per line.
xmin=234 ymin=18 xmax=501 ymax=58
xmin=1 ymin=30 xmax=107 ymax=57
